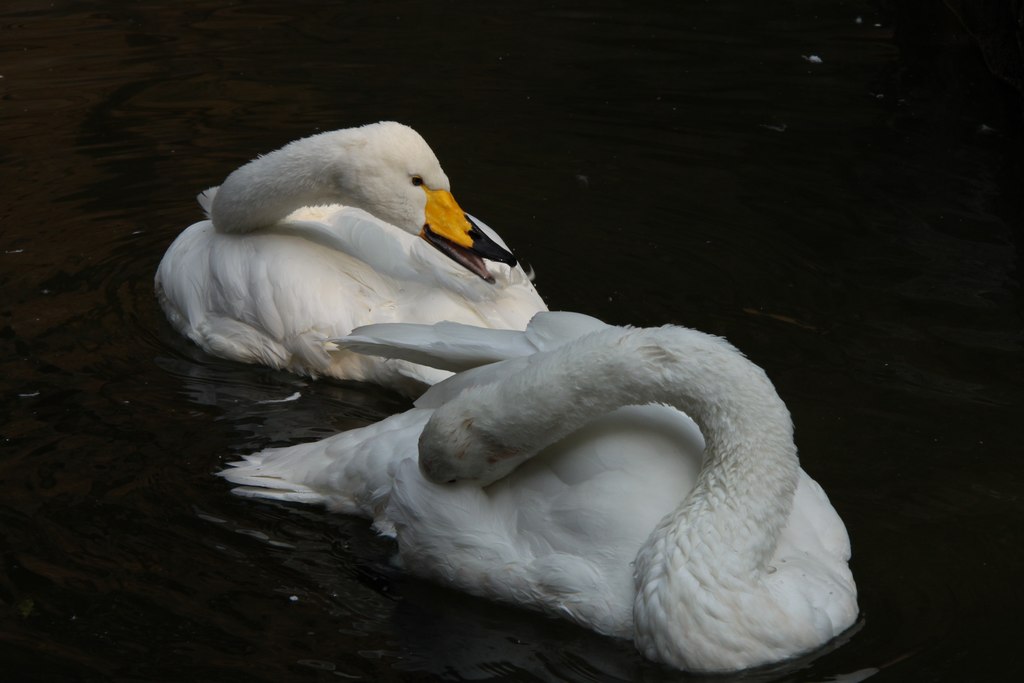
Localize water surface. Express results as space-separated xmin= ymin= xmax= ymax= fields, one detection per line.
xmin=1 ymin=1 xmax=1022 ymax=681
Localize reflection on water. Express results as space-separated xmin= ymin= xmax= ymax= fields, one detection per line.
xmin=1 ymin=0 xmax=1022 ymax=681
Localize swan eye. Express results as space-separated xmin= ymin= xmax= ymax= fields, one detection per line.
xmin=411 ymin=175 xmax=424 ymax=187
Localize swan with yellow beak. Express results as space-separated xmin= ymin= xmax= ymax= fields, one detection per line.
xmin=155 ymin=122 xmax=546 ymax=394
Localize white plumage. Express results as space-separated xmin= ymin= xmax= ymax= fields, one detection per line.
xmin=155 ymin=122 xmax=546 ymax=395
xmin=221 ymin=312 xmax=858 ymax=672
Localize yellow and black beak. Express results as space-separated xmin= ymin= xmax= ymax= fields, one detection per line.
xmin=419 ymin=186 xmax=517 ymax=284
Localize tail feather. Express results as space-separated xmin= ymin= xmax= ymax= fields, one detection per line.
xmin=221 ymin=452 xmax=328 ymax=505
xmin=218 ymin=409 xmax=431 ymax=518
xmin=197 ymin=186 xmax=218 ymax=217
xmin=230 ymin=485 xmax=326 ymax=505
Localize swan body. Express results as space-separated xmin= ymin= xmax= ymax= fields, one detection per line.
xmin=155 ymin=122 xmax=546 ymax=394
xmin=222 ymin=312 xmax=858 ymax=672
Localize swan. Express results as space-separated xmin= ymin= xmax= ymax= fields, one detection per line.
xmin=221 ymin=312 xmax=858 ymax=672
xmin=154 ymin=121 xmax=546 ymax=395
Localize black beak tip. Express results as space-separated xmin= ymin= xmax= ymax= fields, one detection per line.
xmin=465 ymin=215 xmax=518 ymax=268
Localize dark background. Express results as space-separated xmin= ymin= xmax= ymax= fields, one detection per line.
xmin=1 ymin=1 xmax=1022 ymax=681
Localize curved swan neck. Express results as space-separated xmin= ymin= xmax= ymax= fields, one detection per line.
xmin=420 ymin=325 xmax=804 ymax=670
xmin=421 ymin=325 xmax=799 ymax=567
xmin=209 ymin=130 xmax=354 ymax=234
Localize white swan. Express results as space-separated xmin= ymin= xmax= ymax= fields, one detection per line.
xmin=154 ymin=121 xmax=546 ymax=395
xmin=221 ymin=312 xmax=858 ymax=672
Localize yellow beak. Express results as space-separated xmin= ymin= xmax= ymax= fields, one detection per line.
xmin=421 ymin=187 xmax=475 ymax=248
xmin=419 ymin=186 xmax=518 ymax=283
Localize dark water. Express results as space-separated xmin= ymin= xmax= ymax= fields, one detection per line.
xmin=2 ymin=1 xmax=1022 ymax=681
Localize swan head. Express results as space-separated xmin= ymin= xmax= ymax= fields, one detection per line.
xmin=417 ymin=389 xmax=531 ymax=486
xmin=328 ymin=122 xmax=519 ymax=283
xmin=211 ymin=121 xmax=518 ymax=282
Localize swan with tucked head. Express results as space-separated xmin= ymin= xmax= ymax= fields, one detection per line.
xmin=222 ymin=312 xmax=858 ymax=672
xmin=155 ymin=122 xmax=545 ymax=394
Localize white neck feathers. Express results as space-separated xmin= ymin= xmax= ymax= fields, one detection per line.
xmin=210 ymin=131 xmax=348 ymax=234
